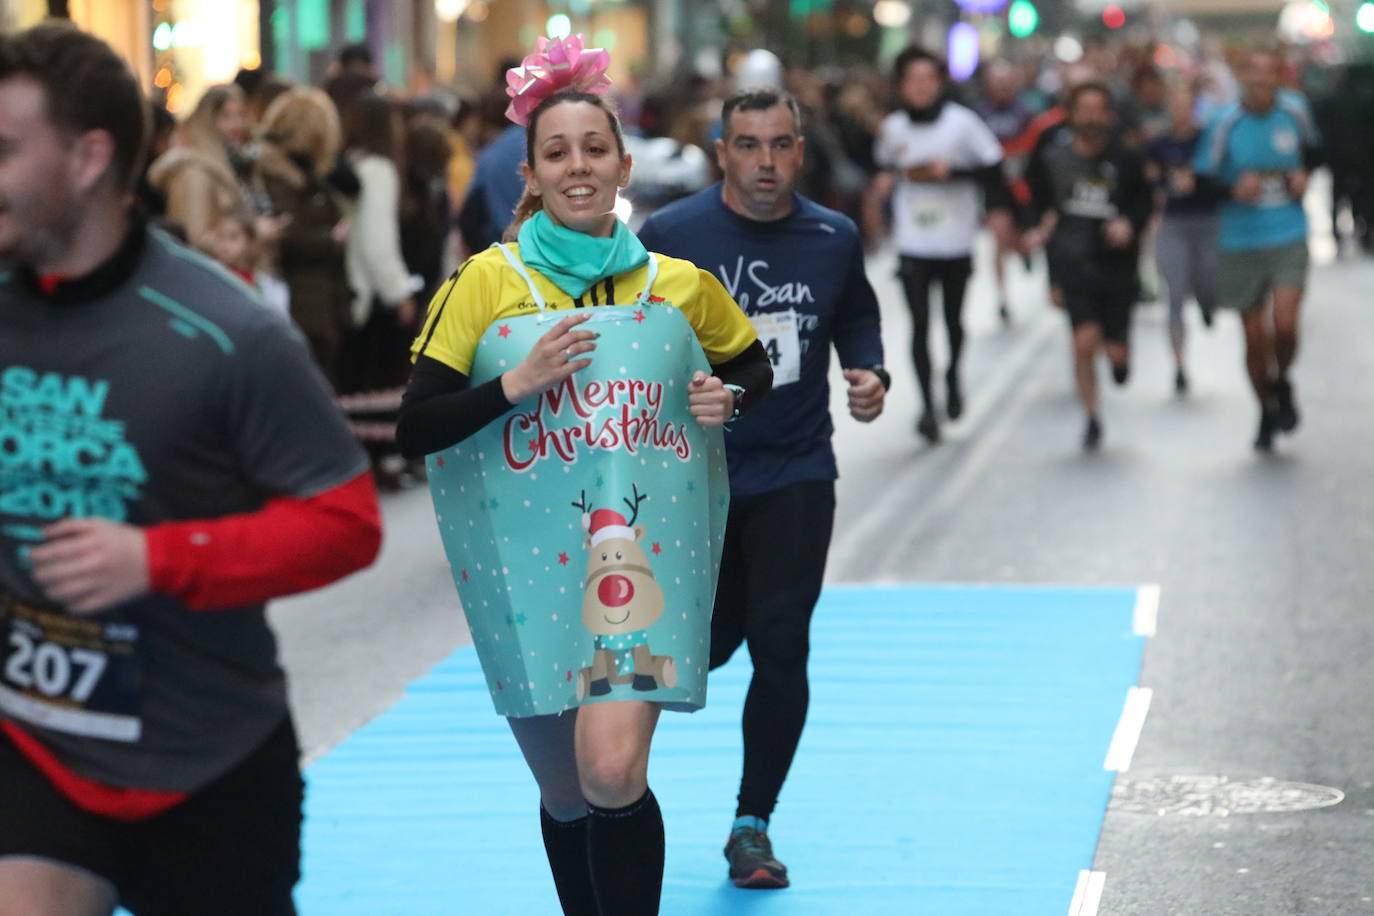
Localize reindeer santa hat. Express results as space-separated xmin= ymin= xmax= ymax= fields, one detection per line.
xmin=583 ymin=508 xmax=635 ymax=547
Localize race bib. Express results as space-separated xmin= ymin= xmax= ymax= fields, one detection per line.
xmin=0 ymin=599 xmax=142 ymax=742
xmin=1258 ymin=170 xmax=1290 ymax=208
xmin=749 ymin=310 xmax=801 ymax=387
xmin=911 ymin=201 xmax=947 ymax=229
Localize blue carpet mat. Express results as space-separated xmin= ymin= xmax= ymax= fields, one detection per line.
xmin=296 ymin=585 xmax=1145 ymax=915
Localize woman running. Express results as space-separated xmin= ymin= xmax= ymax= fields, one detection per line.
xmin=396 ymin=36 xmax=771 ymax=916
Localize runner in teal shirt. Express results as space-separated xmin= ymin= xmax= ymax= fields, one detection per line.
xmin=1192 ymin=49 xmax=1322 ymax=451
xmin=1194 ymin=87 xmax=1320 ymax=251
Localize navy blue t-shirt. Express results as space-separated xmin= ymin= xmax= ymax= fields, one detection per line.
xmin=638 ymin=186 xmax=883 ymax=497
xmin=1147 ymin=132 xmax=1218 ymax=217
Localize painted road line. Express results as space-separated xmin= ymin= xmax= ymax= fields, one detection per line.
xmin=1104 ymin=686 xmax=1154 ymax=772
xmin=1068 ymin=870 xmax=1107 ymax=916
xmin=827 ymin=306 xmax=1058 ymax=581
xmin=1133 ymin=583 xmax=1160 ymax=636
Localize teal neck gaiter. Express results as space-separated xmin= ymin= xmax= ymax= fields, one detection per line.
xmin=516 ymin=209 xmax=649 ymax=300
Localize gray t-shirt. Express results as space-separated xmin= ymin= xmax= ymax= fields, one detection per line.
xmin=0 ymin=227 xmax=368 ymax=792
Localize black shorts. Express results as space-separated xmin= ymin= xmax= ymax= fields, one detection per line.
xmin=1061 ymin=285 xmax=1135 ymax=344
xmin=0 ymin=717 xmax=303 ymax=916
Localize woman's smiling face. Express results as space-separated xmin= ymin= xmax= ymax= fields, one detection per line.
xmin=523 ymin=100 xmax=631 ymax=237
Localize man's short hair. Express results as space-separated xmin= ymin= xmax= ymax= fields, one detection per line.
xmin=720 ymin=87 xmax=802 ymax=141
xmin=0 ymin=22 xmax=148 ymax=191
xmin=1067 ymin=81 xmax=1114 ymax=114
xmin=338 ymin=42 xmax=374 ymax=67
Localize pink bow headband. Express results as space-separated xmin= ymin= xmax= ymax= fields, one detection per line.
xmin=505 ymin=34 xmax=613 ymax=127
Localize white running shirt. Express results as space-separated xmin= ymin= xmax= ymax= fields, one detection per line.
xmin=876 ymin=102 xmax=1004 ymax=258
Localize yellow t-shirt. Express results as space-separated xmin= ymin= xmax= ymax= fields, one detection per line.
xmin=412 ymin=244 xmax=757 ymax=375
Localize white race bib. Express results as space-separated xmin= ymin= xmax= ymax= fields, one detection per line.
xmin=749 ymin=310 xmax=802 ymax=387
xmin=1258 ymin=171 xmax=1290 ymax=208
xmin=1 ymin=600 xmax=142 ymax=742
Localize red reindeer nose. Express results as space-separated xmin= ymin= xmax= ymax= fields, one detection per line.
xmin=598 ymin=575 xmax=635 ymax=608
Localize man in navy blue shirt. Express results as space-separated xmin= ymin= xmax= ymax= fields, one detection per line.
xmin=456 ymin=123 xmax=525 ymax=252
xmin=638 ymin=87 xmax=886 ymax=891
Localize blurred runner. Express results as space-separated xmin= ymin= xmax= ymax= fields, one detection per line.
xmin=1024 ymin=82 xmax=1153 ymax=450
xmin=975 ymin=59 xmax=1035 ymax=324
xmin=875 ymin=47 xmax=1013 ymax=444
xmin=0 ymin=23 xmax=381 ymax=916
xmin=1193 ymin=48 xmax=1321 ymax=451
xmin=638 ymin=86 xmax=886 ymax=890
xmin=1147 ymin=82 xmax=1219 ymax=395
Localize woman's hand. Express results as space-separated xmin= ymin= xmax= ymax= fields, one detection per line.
xmin=688 ymin=371 xmax=734 ymax=427
xmin=501 ymin=312 xmax=598 ymax=403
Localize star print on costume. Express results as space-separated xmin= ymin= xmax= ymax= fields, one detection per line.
xmin=498 ymin=324 xmax=512 ymax=338
xmin=420 ymin=279 xmax=737 ymax=717
xmin=633 ymin=309 xmax=646 ymax=324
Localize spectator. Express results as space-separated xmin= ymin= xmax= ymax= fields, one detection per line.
xmin=252 ymin=88 xmax=352 ymax=387
xmin=146 ymin=84 xmax=248 ymax=251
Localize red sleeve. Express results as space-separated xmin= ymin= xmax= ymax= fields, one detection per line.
xmin=144 ymin=471 xmax=382 ymax=611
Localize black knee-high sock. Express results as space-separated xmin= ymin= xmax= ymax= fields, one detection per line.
xmin=586 ymin=789 xmax=664 ymax=916
xmin=540 ymin=807 xmax=599 ymax=916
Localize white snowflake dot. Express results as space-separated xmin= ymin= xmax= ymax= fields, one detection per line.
xmin=532 ymin=547 xmax=540 ymax=555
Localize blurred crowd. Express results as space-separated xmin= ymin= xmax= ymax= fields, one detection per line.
xmin=138 ymin=36 xmax=1374 ymax=486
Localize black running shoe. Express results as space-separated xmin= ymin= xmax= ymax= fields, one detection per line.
xmin=1272 ymin=378 xmax=1299 ymax=432
xmin=1174 ymin=368 xmax=1188 ymax=396
xmin=916 ymin=412 xmax=940 ymax=444
xmin=946 ymin=373 xmax=964 ymax=421
xmin=1254 ymin=410 xmax=1277 ymax=452
xmin=998 ymin=301 xmax=1012 ymax=326
xmin=1083 ymin=417 xmax=1102 ymax=452
xmin=725 ymin=828 xmax=789 ymax=889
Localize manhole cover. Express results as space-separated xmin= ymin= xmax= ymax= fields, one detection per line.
xmin=1111 ymin=776 xmax=1344 ymax=816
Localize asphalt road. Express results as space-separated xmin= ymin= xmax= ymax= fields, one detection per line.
xmin=271 ymin=198 xmax=1374 ymax=913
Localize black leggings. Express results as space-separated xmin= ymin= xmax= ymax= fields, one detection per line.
xmin=710 ymin=479 xmax=835 ymax=821
xmin=897 ymin=255 xmax=973 ymax=413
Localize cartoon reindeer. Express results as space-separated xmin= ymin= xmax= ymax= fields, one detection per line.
xmin=572 ymin=485 xmax=678 ymax=700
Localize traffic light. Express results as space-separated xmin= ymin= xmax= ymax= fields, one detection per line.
xmin=1359 ymin=0 xmax=1374 ymax=32
xmin=1008 ymin=0 xmax=1038 ymax=37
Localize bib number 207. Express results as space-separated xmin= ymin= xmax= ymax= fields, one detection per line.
xmin=5 ymin=631 xmax=107 ymax=703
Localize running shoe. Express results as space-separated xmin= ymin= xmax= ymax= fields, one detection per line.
xmin=998 ymin=301 xmax=1012 ymax=326
xmin=1083 ymin=417 xmax=1102 ymax=452
xmin=725 ymin=828 xmax=789 ymax=889
xmin=1254 ymin=410 xmax=1277 ymax=452
xmin=1174 ymin=368 xmax=1188 ymax=396
xmin=1272 ymin=378 xmax=1299 ymax=432
xmin=916 ymin=412 xmax=940 ymax=444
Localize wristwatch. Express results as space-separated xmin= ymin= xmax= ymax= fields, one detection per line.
xmin=869 ymin=365 xmax=891 ymax=391
xmin=723 ymin=383 xmax=745 ymax=420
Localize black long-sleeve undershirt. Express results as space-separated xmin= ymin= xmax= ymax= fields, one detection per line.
xmin=396 ymin=339 xmax=774 ymax=459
